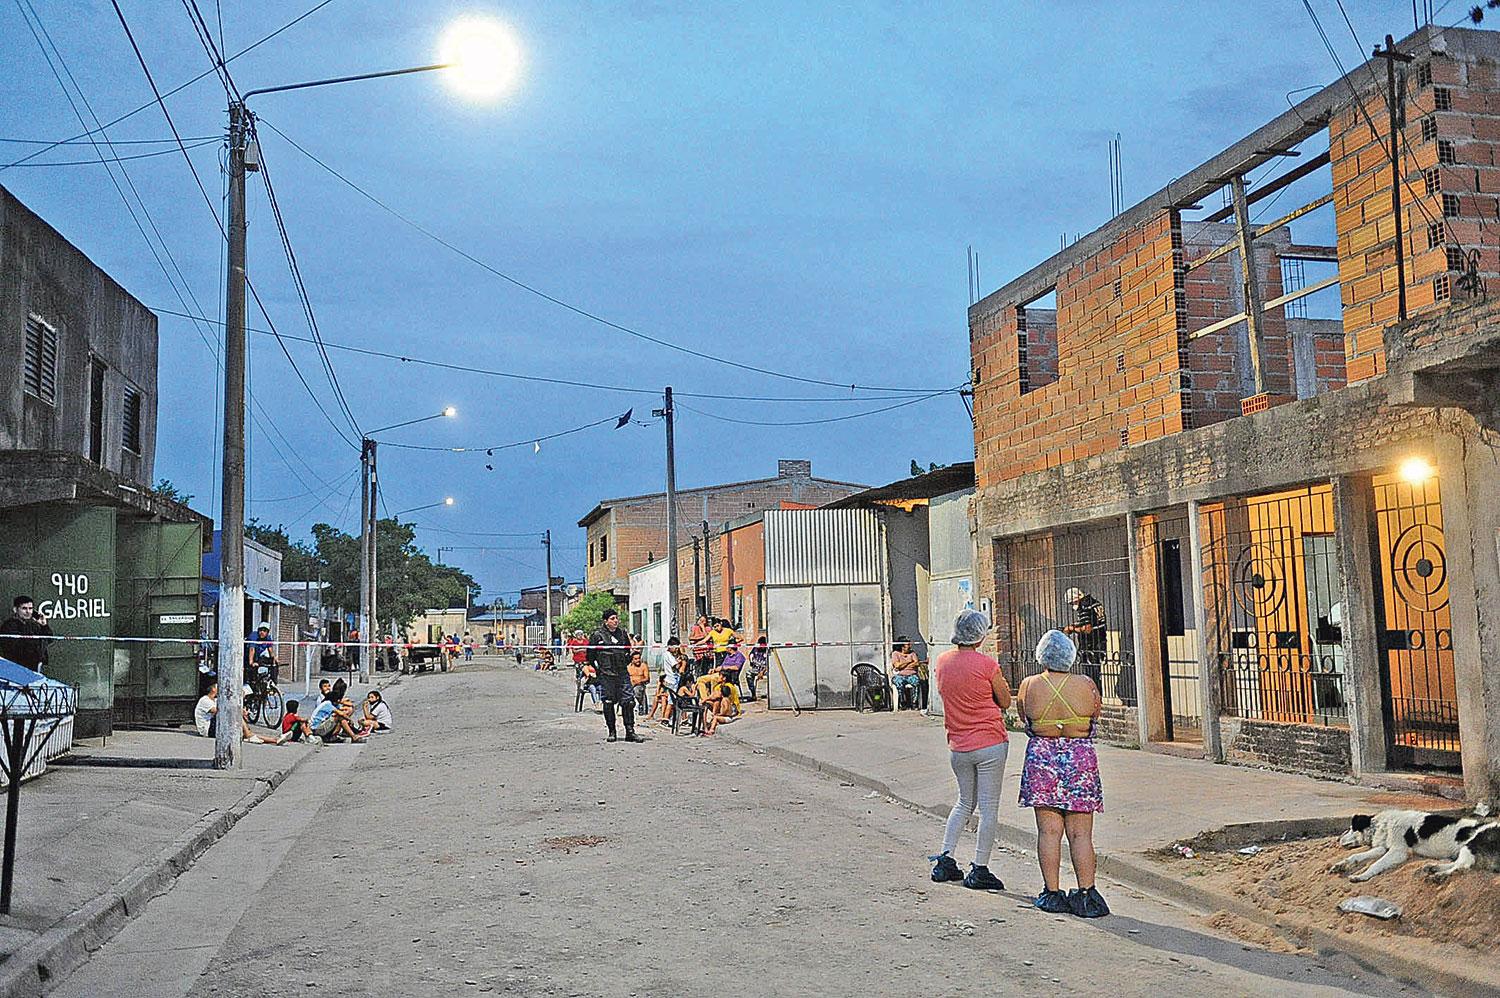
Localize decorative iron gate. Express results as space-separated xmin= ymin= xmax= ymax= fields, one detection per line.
xmin=1135 ymin=515 xmax=1202 ymax=741
xmin=1200 ymin=486 xmax=1349 ymax=728
xmin=1370 ymin=473 xmax=1460 ymax=770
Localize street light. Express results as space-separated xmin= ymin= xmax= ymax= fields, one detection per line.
xmin=393 ymin=497 xmax=456 ymax=518
xmin=214 ymin=25 xmax=514 ymax=769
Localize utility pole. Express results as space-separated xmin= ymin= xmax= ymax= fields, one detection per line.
xmin=358 ymin=437 xmax=373 ymax=683
xmin=701 ymin=519 xmax=712 ymax=618
xmin=366 ymin=441 xmax=379 ymax=681
xmin=214 ymin=101 xmax=250 ymax=770
xmin=542 ymin=529 xmax=554 ymax=652
xmin=1375 ymin=34 xmax=1414 ymax=322
xmin=692 ymin=536 xmax=702 ymax=620
xmin=654 ymin=387 xmax=680 ymax=638
xmin=1230 ymin=173 xmax=1269 ymax=396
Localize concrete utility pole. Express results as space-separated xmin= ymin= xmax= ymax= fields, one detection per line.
xmin=215 ymin=101 xmax=250 ymax=770
xmin=1374 ymin=34 xmax=1414 ymax=322
xmin=367 ymin=441 xmax=379 ymax=680
xmin=655 ymin=387 xmax=680 ymax=638
xmin=701 ymin=520 xmax=712 ymax=618
xmin=542 ymin=529 xmax=554 ymax=651
xmin=358 ymin=437 xmax=374 ymax=683
xmin=692 ymin=537 xmax=702 ymax=620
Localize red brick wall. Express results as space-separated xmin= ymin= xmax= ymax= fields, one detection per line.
xmin=972 ymin=210 xmax=1188 ymax=488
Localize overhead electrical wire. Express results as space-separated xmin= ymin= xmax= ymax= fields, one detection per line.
xmin=676 ymin=386 xmax=961 ymax=426
xmin=0 ymin=138 xmax=218 ymax=166
xmin=0 ymin=134 xmax=218 ymax=145
xmin=1 ymin=0 xmax=339 ymax=171
xmin=257 ymin=119 xmax=953 ymax=396
xmin=377 ymin=412 xmax=625 ymax=453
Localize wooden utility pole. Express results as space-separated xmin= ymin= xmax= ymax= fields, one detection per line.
xmin=542 ymin=529 xmax=554 ymax=652
xmin=655 ymin=388 xmax=680 ymax=638
xmin=358 ymin=437 xmax=373 ymax=682
xmin=1230 ymin=173 xmax=1270 ymax=397
xmin=1374 ymin=34 xmax=1414 ymax=322
xmin=215 ymin=101 xmax=250 ymax=770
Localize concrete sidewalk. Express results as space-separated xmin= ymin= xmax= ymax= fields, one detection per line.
xmin=720 ymin=706 xmax=1453 ymax=857
xmin=0 ymin=673 xmax=398 ymax=998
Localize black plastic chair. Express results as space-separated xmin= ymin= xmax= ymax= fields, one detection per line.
xmin=670 ymin=687 xmax=705 ymax=735
xmin=851 ymin=663 xmax=893 ymax=712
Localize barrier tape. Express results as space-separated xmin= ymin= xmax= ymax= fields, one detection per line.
xmin=0 ymin=635 xmax=930 ymax=651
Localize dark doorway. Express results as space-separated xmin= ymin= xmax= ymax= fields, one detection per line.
xmin=88 ymin=358 xmax=105 ymax=465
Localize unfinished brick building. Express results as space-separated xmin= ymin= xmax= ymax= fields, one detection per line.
xmin=970 ymin=25 xmax=1500 ymax=799
xmin=577 ymin=459 xmax=864 ymax=604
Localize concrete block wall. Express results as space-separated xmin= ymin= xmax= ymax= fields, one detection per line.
xmin=1222 ymin=716 xmax=1353 ymax=777
xmin=1331 ymin=46 xmax=1500 ymax=382
xmin=971 ymin=210 xmax=1187 ymax=488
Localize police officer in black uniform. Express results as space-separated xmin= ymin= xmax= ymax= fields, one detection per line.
xmin=588 ymin=609 xmax=644 ymax=743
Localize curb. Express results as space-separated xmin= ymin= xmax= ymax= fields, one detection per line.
xmin=727 ymin=732 xmax=1500 ymax=997
xmin=0 ymin=746 xmax=319 ymax=998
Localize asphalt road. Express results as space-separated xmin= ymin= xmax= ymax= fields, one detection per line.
xmin=53 ymin=660 xmax=1423 ymax=998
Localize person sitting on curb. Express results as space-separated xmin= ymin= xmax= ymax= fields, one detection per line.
xmin=694 ymin=666 xmax=739 ymax=734
xmin=193 ymin=682 xmax=289 ymax=744
xmin=360 ymin=690 xmax=394 ymax=732
xmin=279 ymin=699 xmax=313 ymax=742
xmin=1017 ymin=629 xmax=1108 ymax=919
xmin=309 ymin=680 xmax=366 ymax=743
xmin=719 ymin=641 xmax=747 ymax=695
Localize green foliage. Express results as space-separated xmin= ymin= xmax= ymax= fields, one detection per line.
xmin=148 ymin=478 xmax=194 ymax=504
xmin=557 ymin=590 xmax=620 ymax=638
xmin=245 ymin=518 xmax=474 ymax=632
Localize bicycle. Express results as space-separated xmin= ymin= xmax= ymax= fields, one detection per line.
xmin=244 ymin=660 xmax=284 ymax=726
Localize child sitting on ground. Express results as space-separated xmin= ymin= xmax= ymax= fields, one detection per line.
xmin=279 ymin=699 xmax=312 ymax=742
xmin=695 ymin=667 xmax=739 ymax=734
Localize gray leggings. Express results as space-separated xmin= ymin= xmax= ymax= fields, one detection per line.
xmin=941 ymin=741 xmax=1009 ymax=866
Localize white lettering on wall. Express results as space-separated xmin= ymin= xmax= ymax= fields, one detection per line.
xmin=41 ymin=573 xmax=110 ymax=621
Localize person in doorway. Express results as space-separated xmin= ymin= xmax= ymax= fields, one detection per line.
xmin=890 ymin=638 xmax=922 ymax=709
xmin=1017 ymin=629 xmax=1108 ymax=918
xmin=931 ymin=609 xmax=1011 ymax=892
xmin=745 ymin=636 xmax=770 ymax=702
xmin=688 ymin=615 xmax=713 ymax=678
xmin=0 ymin=595 xmax=53 ymax=671
xmin=1062 ymin=587 xmax=1107 ymax=687
xmin=588 ymin=609 xmax=644 ymax=743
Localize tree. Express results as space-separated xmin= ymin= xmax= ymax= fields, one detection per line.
xmin=558 ymin=590 xmax=620 ymax=638
xmin=245 ymin=519 xmax=320 ymax=579
xmin=307 ymin=519 xmax=475 ymax=633
xmin=148 ymin=478 xmax=194 ymax=504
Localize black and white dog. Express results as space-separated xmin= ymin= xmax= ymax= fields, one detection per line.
xmin=1426 ymin=822 xmax=1500 ymax=880
xmin=1331 ymin=810 xmax=1495 ymax=881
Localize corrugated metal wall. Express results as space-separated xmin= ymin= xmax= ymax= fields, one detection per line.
xmin=764 ymin=509 xmax=885 ymax=585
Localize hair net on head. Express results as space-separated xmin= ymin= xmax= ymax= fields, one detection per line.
xmin=1035 ymin=629 xmax=1078 ymax=672
xmin=950 ymin=608 xmax=991 ymax=646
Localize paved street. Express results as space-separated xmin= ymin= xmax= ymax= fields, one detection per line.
xmin=54 ymin=660 xmax=1422 ymax=998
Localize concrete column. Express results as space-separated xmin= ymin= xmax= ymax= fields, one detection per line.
xmin=1433 ymin=434 xmax=1499 ymax=800
xmin=1126 ymin=513 xmax=1168 ymax=745
xmin=1459 ymin=426 xmax=1500 ymax=802
xmin=1330 ymin=475 xmax=1387 ymax=778
xmin=1186 ymin=500 xmax=1224 ymax=761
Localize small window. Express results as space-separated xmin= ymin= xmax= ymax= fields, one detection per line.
xmin=1447 ymin=246 xmax=1467 ymax=272
xmin=1421 ymin=115 xmax=1438 ymax=142
xmin=23 ymin=315 xmax=58 ymax=405
xmin=1435 ymin=87 xmax=1452 ymax=111
xmin=731 ymin=587 xmax=744 ymax=628
xmin=1425 ymin=168 xmax=1442 ymax=196
xmin=599 ymin=534 xmax=608 ymax=562
xmin=1428 ymin=221 xmax=1444 ymax=249
xmin=588 ymin=542 xmax=595 ymax=567
xmin=652 ymin=602 xmax=663 ymax=642
xmin=1438 ymin=139 xmax=1456 ymax=165
xmin=1417 ymin=61 xmax=1432 ymax=88
xmin=122 ymin=384 xmax=143 ymax=454
xmin=1434 ymin=274 xmax=1451 ymax=301
xmin=1443 ymin=193 xmax=1461 ymax=217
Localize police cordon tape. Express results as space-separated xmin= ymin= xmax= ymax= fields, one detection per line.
xmin=0 ymin=635 xmax=932 ymax=651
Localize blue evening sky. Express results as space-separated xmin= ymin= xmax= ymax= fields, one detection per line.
xmin=0 ymin=1 xmax=1442 ymax=597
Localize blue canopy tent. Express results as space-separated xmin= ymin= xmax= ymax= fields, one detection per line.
xmin=0 ymin=656 xmax=76 ymax=912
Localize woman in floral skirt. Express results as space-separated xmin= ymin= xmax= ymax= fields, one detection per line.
xmin=1016 ymin=629 xmax=1109 ymax=918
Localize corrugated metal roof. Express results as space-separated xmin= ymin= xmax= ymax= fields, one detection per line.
xmin=764 ymin=508 xmax=885 ymax=586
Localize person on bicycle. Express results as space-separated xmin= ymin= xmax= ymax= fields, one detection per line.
xmin=246 ymin=623 xmax=277 ymax=682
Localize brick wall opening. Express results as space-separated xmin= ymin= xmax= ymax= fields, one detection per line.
xmin=1018 ymin=289 xmax=1058 ymax=394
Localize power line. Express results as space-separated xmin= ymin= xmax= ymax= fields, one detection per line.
xmin=257 ymin=119 xmax=951 ymax=395
xmin=377 ymin=412 xmax=624 ymax=453
xmin=146 ymin=306 xmax=936 ymax=403
xmin=0 ymin=134 xmax=218 ymax=145
xmin=1 ymin=0 xmax=340 ymax=171
xmin=0 ymin=138 xmax=217 ymax=166
xmin=676 ymin=386 xmax=960 ymax=426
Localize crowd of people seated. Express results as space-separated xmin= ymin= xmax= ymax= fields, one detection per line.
xmin=193 ymin=677 xmax=395 ymax=746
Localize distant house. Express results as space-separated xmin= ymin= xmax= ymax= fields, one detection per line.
xmin=577 ymin=459 xmax=865 ymax=604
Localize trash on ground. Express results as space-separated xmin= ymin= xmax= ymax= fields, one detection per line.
xmin=1337 ymin=896 xmax=1402 ymax=920
xmin=1237 ymin=845 xmax=1262 ymax=855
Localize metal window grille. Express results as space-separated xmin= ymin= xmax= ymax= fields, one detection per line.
xmin=1434 ymin=274 xmax=1451 ymax=301
xmin=599 ymin=535 xmax=608 ymax=561
xmin=1434 ymin=87 xmax=1452 ymax=111
xmin=992 ymin=522 xmax=1136 ymax=707
xmin=1437 ymin=139 xmax=1456 ymax=165
xmin=1424 ymin=168 xmax=1441 ymax=197
xmin=1200 ymin=485 xmax=1349 ymax=728
xmin=1281 ymin=258 xmax=1308 ymax=319
xmin=1446 ymin=246 xmax=1466 ymax=272
xmin=1442 ymin=193 xmax=1461 ymax=217
xmin=122 ymin=385 xmax=143 ymax=454
xmin=1421 ymin=115 xmax=1437 ymax=142
xmin=22 ymin=315 xmax=58 ymax=405
xmin=1427 ymin=221 xmax=1444 ymax=249
xmin=1417 ymin=61 xmax=1432 ymax=88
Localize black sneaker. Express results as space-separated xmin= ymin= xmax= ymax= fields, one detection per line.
xmin=1067 ymin=886 xmax=1110 ymax=918
xmin=962 ymin=864 xmax=1005 ymax=891
xmin=930 ymin=853 xmax=963 ymax=883
xmin=1033 ymin=888 xmax=1071 ymax=914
